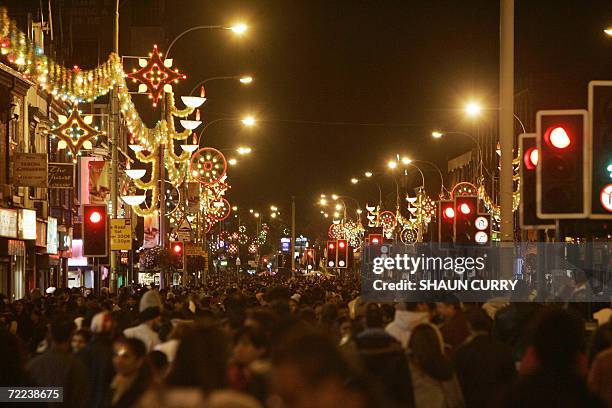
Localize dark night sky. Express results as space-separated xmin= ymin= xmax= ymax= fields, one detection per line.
xmin=162 ymin=0 xmax=611 ymax=237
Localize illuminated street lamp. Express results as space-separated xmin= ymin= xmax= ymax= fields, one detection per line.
xmin=237 ymin=146 xmax=252 ymax=155
xmin=387 ymin=160 xmax=398 ymax=169
xmin=228 ymin=158 xmax=238 ymax=166
xmin=465 ymin=101 xmax=482 ymax=117
xmin=350 ymin=177 xmax=359 ymax=184
xmin=401 ymin=156 xmax=412 ymax=165
xmin=239 ymin=76 xmax=253 ymax=84
xmin=230 ymin=23 xmax=248 ymax=35
xmin=604 ymin=27 xmax=612 ymax=36
xmin=232 ymin=206 xmax=238 ymax=211
xmin=364 ymin=171 xmax=373 ymax=178
xmin=241 ymin=115 xmax=256 ymax=126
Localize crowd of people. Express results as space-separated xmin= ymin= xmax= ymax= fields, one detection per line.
xmin=1 ymin=275 xmax=612 ymax=408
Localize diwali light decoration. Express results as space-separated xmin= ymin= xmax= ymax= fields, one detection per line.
xmin=47 ymin=105 xmax=104 ymax=162
xmin=400 ymin=227 xmax=418 ymax=244
xmin=190 ymin=147 xmax=227 ymax=185
xmin=228 ymin=243 xmax=238 ymax=255
xmin=126 ymin=44 xmax=186 ymax=107
xmin=365 ymin=204 xmax=379 ymax=227
xmin=238 ymin=234 xmax=249 ymax=245
xmin=378 ymin=211 xmax=397 ymax=233
xmin=248 ymin=242 xmax=258 ymax=254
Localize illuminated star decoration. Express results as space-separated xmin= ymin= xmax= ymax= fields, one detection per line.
xmin=49 ymin=105 xmax=104 ymax=162
xmin=126 ymin=44 xmax=186 ymax=107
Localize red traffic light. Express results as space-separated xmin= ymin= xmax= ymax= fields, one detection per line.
xmin=545 ymin=126 xmax=571 ymax=149
xmin=328 ymin=242 xmax=335 ymax=249
xmin=524 ymin=147 xmax=539 ymax=170
xmin=371 ymin=237 xmax=379 ymax=244
xmin=443 ymin=206 xmax=455 ymax=219
xmin=173 ymin=243 xmax=182 ymax=253
xmin=459 ymin=203 xmax=472 ymax=215
xmin=89 ymin=211 xmax=102 ymax=223
xmin=338 ymin=240 xmax=346 ymax=248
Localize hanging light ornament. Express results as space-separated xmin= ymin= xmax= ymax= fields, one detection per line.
xmin=47 ymin=105 xmax=104 ymax=162
xmin=248 ymin=242 xmax=258 ymax=254
xmin=126 ymin=44 xmax=186 ymax=107
xmin=228 ymin=243 xmax=238 ymax=255
xmin=190 ymin=147 xmax=227 ymax=185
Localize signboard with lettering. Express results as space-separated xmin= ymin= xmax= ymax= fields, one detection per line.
xmin=48 ymin=163 xmax=75 ymax=188
xmin=0 ymin=208 xmax=18 ymax=238
xmin=14 ymin=153 xmax=47 ymax=187
xmin=110 ymin=218 xmax=132 ymax=251
xmin=185 ymin=243 xmax=206 ymax=257
xmin=19 ymin=209 xmax=37 ymax=240
xmin=47 ymin=217 xmax=58 ymax=254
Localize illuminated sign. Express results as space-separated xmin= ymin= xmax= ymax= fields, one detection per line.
xmin=475 ymin=216 xmax=489 ymax=231
xmin=19 ymin=209 xmax=37 ymax=240
xmin=0 ymin=208 xmax=18 ymax=238
xmin=47 ymin=217 xmax=58 ymax=254
xmin=475 ymin=231 xmax=489 ymax=244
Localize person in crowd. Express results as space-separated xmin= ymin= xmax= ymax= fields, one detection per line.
xmin=454 ymin=308 xmax=516 ymax=408
xmin=499 ymin=307 xmax=605 ymax=407
xmin=78 ymin=310 xmax=116 ymax=408
xmin=408 ymin=323 xmax=464 ymax=408
xmin=71 ymin=328 xmax=91 ymax=353
xmin=436 ymin=300 xmax=470 ymax=355
xmin=26 ymin=315 xmax=90 ymax=408
xmin=107 ymin=337 xmax=152 ymax=408
xmin=271 ymin=325 xmax=383 ymax=408
xmin=124 ymin=290 xmax=162 ymax=352
xmin=0 ymin=328 xmax=32 ymax=386
xmin=228 ymin=326 xmax=271 ymax=402
xmin=386 ymin=302 xmax=430 ymax=349
xmin=148 ymin=350 xmax=169 ymax=380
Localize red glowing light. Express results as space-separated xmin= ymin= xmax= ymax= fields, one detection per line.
xmin=328 ymin=243 xmax=335 ymax=249
xmin=443 ymin=207 xmax=455 ymax=219
xmin=371 ymin=237 xmax=380 ymax=244
xmin=545 ymin=126 xmax=571 ymax=149
xmin=89 ymin=211 xmax=102 ymax=223
xmin=338 ymin=241 xmax=346 ymax=248
xmin=173 ymin=244 xmax=182 ymax=253
xmin=524 ymin=147 xmax=539 ymax=170
xmin=459 ymin=203 xmax=471 ymax=215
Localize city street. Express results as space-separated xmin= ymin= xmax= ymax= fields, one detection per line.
xmin=0 ymin=0 xmax=611 ymax=407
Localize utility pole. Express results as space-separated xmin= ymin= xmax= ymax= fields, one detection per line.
xmin=290 ymin=196 xmax=296 ymax=273
xmin=158 ymin=95 xmax=167 ymax=289
xmin=109 ymin=0 xmax=120 ymax=293
xmin=500 ymin=0 xmax=515 ymax=275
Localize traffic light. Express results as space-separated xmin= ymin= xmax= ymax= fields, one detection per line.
xmin=536 ymin=110 xmax=588 ymax=218
xmin=588 ymin=81 xmax=612 ymax=219
xmin=337 ymin=239 xmax=348 ymax=268
xmin=438 ymin=200 xmax=455 ymax=243
xmin=171 ymin=241 xmax=184 ymax=270
xmin=326 ymin=241 xmax=337 ymax=268
xmin=305 ymin=249 xmax=315 ymax=270
xmin=368 ymin=233 xmax=382 ymax=245
xmin=83 ymin=204 xmax=108 ymax=257
xmin=473 ymin=214 xmax=492 ymax=246
xmin=454 ymin=196 xmax=477 ymax=245
xmin=519 ymin=134 xmax=555 ymax=229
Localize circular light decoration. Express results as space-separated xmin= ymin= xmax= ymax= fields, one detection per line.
xmin=228 ymin=243 xmax=238 ymax=255
xmin=238 ymin=234 xmax=249 ymax=245
xmin=126 ymin=44 xmax=186 ymax=107
xmin=220 ymin=231 xmax=231 ymax=242
xmin=190 ymin=147 xmax=227 ymax=185
xmin=419 ymin=196 xmax=436 ymax=217
xmin=248 ymin=242 xmax=258 ymax=254
xmin=262 ymin=223 xmax=270 ymax=232
xmin=282 ymin=227 xmax=290 ymax=236
xmin=48 ymin=105 xmax=104 ymax=162
xmin=328 ymin=223 xmax=345 ymax=239
xmin=451 ymin=182 xmax=478 ymax=198
xmin=349 ymin=236 xmax=362 ymax=248
xmin=400 ymin=227 xmax=418 ymax=244
xmin=378 ymin=211 xmax=397 ymax=230
xmin=231 ymin=231 xmax=240 ymax=241
xmin=208 ymin=197 xmax=231 ymax=221
xmin=238 ymin=225 xmax=247 ymax=233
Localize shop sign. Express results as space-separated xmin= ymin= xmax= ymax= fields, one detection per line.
xmin=18 ymin=209 xmax=37 ymax=240
xmin=47 ymin=217 xmax=58 ymax=254
xmin=0 ymin=208 xmax=18 ymax=238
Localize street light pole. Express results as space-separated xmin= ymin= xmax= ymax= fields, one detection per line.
xmin=291 ymin=196 xmax=296 ymax=273
xmin=109 ymin=0 xmax=120 ymax=292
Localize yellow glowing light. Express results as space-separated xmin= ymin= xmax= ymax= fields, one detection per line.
xmin=604 ymin=27 xmax=612 ymax=36
xmin=319 ymin=198 xmax=327 ymax=206
xmin=331 ymin=194 xmax=339 ymax=200
xmin=237 ymin=146 xmax=252 ymax=155
xmin=465 ymin=102 xmax=482 ymax=117
xmin=335 ymin=203 xmax=343 ymax=211
xmin=364 ymin=171 xmax=373 ymax=178
xmin=432 ymin=131 xmax=443 ymax=138
xmin=239 ymin=76 xmax=253 ymax=84
xmin=230 ymin=23 xmax=248 ymax=35
xmin=232 ymin=206 xmax=238 ymax=211
xmin=241 ymin=116 xmax=256 ymax=126
xmin=401 ymin=157 xmax=412 ymax=165
xmin=351 ymin=178 xmax=359 ymax=184
xmin=387 ymin=160 xmax=398 ymax=169
xmin=228 ymin=158 xmax=238 ymax=165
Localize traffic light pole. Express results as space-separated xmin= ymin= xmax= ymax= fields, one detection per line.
xmin=291 ymin=196 xmax=296 ymax=273
xmin=499 ymin=0 xmax=514 ymax=243
xmin=109 ymin=0 xmax=120 ymax=293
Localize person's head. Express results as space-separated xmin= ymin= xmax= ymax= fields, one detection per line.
xmin=112 ymin=337 xmax=147 ymax=376
xmin=139 ymin=290 xmax=162 ymax=324
xmin=165 ymin=324 xmax=230 ymax=394
xmin=148 ymin=350 xmax=169 ymax=379
xmin=271 ymin=326 xmax=371 ymax=408
xmin=403 ymin=302 xmax=429 ymax=312
xmin=465 ymin=308 xmax=492 ymax=334
xmin=409 ymin=323 xmax=453 ymax=381
xmin=50 ymin=315 xmax=76 ymax=346
xmin=232 ymin=327 xmax=269 ymax=365
xmin=436 ymin=301 xmax=461 ymax=320
xmin=364 ymin=303 xmax=383 ymax=328
xmin=90 ymin=311 xmax=113 ymax=334
xmin=530 ymin=307 xmax=585 ymax=374
xmin=71 ymin=329 xmax=91 ymax=353
xmin=338 ymin=316 xmax=352 ymax=338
